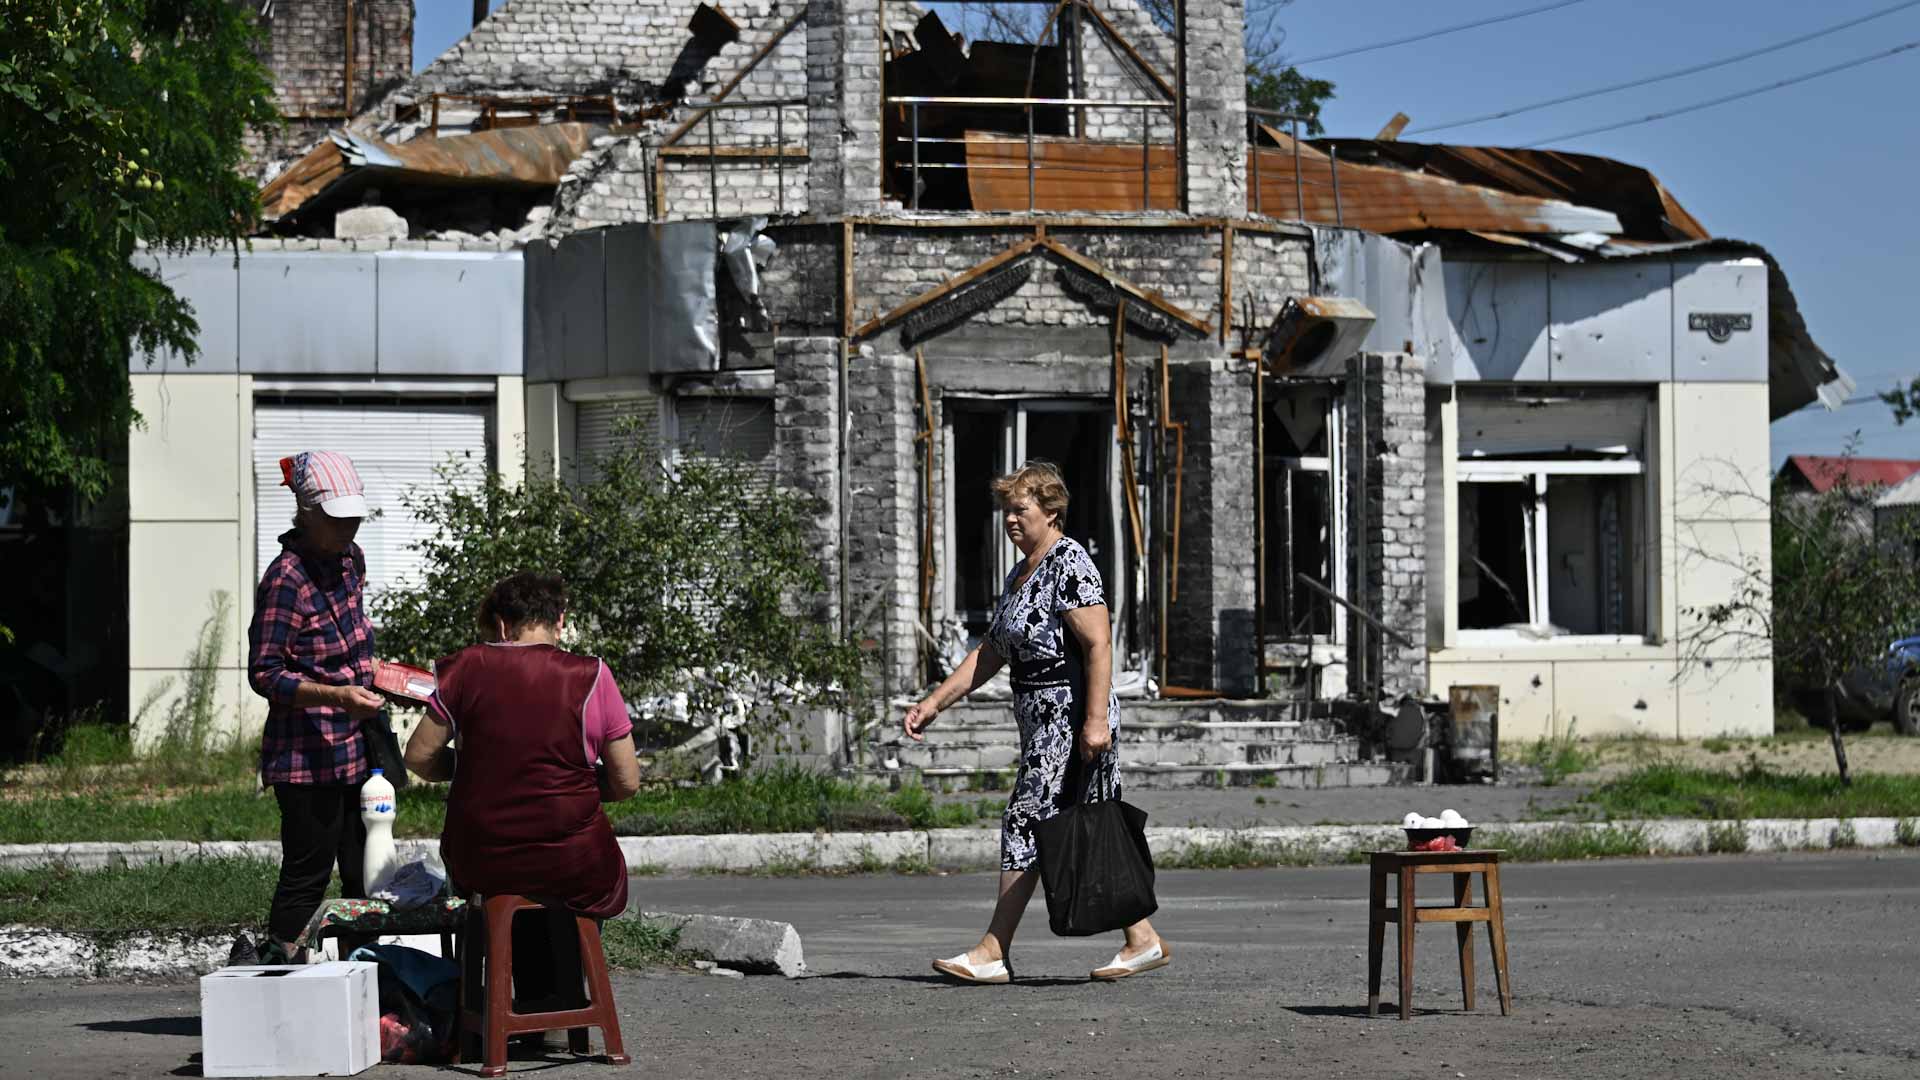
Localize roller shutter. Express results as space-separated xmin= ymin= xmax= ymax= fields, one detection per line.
xmin=253 ymin=401 xmax=492 ymax=596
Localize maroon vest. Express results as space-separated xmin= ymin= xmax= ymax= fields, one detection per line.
xmin=435 ymin=643 xmax=628 ymax=918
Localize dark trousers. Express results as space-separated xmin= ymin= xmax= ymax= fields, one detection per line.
xmin=510 ymin=909 xmax=589 ymax=1010
xmin=269 ymin=783 xmax=368 ymax=944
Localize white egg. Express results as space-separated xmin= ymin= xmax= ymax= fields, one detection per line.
xmin=1439 ymin=809 xmax=1465 ymax=825
xmin=1420 ymin=817 xmax=1445 ymax=829
xmin=1402 ymin=812 xmax=1424 ymax=828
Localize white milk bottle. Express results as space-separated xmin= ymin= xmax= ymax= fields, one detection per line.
xmin=360 ymin=768 xmax=399 ymax=896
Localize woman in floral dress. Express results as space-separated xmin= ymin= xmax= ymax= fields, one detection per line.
xmin=904 ymin=461 xmax=1170 ymax=983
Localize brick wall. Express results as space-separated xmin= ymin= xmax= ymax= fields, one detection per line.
xmin=845 ymin=351 xmax=923 ymax=697
xmin=1167 ymin=358 xmax=1257 ymax=695
xmin=1178 ymin=0 xmax=1247 ymax=216
xmin=774 ymin=337 xmax=844 ymax=628
xmin=247 ymin=0 xmax=412 ymax=167
xmin=1345 ymin=351 xmax=1428 ymax=699
xmin=807 ymin=0 xmax=887 ymax=215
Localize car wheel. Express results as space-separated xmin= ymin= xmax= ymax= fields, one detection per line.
xmin=1896 ymin=680 xmax=1920 ymax=737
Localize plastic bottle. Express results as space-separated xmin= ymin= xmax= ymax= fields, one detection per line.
xmin=360 ymin=768 xmax=398 ymax=896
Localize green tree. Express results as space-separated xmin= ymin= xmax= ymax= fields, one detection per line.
xmin=371 ymin=434 xmax=867 ymax=768
xmin=1881 ymin=374 xmax=1919 ymax=425
xmin=0 ymin=0 xmax=276 ymax=501
xmin=1680 ymin=459 xmax=1920 ymax=783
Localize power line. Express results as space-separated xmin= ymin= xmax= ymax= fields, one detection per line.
xmin=1522 ymin=39 xmax=1920 ymax=146
xmin=1410 ymin=0 xmax=1920 ymax=135
xmin=1293 ymin=0 xmax=1590 ymax=66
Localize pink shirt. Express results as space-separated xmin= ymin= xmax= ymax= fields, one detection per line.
xmin=429 ymin=644 xmax=632 ymax=764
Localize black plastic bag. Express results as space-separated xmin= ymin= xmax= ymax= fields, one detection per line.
xmin=1035 ymin=794 xmax=1158 ymax=937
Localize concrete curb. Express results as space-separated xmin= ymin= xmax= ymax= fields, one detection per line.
xmin=1 ymin=817 xmax=1913 ymax=877
xmin=0 ymin=909 xmax=806 ymax=980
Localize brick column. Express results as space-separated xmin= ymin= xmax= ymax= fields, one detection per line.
xmin=1346 ymin=352 xmax=1428 ymax=699
xmin=846 ymin=351 xmax=922 ymax=698
xmin=1168 ymin=357 xmax=1258 ymax=696
xmin=774 ymin=337 xmax=843 ymax=628
xmin=805 ymin=0 xmax=886 ymax=215
xmin=1179 ymin=0 xmax=1248 ymax=217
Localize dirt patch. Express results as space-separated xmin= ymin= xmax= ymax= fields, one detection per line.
xmin=1575 ymin=731 xmax=1920 ymax=781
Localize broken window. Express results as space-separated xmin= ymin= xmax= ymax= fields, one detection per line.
xmin=1456 ymin=389 xmax=1653 ymax=642
xmin=1263 ymin=385 xmax=1344 ymax=641
xmin=944 ymin=399 xmax=1119 ymax=642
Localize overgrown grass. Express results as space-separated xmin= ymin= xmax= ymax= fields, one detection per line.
xmin=1474 ymin=824 xmax=1651 ymax=862
xmin=1705 ymin=821 xmax=1749 ymax=854
xmin=1159 ymin=839 xmax=1366 ymax=870
xmin=0 ymin=857 xmax=294 ymax=933
xmin=1576 ymin=761 xmax=1920 ymax=821
xmin=601 ymin=919 xmax=689 ymax=969
xmin=0 ymin=785 xmax=451 ymax=844
xmin=1518 ymin=724 xmax=1595 ymax=786
xmin=608 ymin=766 xmax=997 ymax=836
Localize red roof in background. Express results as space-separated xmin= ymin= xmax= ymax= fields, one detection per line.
xmin=1780 ymin=455 xmax=1920 ymax=493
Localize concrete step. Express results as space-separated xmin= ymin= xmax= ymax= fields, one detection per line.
xmin=895 ymin=761 xmax=1406 ymax=791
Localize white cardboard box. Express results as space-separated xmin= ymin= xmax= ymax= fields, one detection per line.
xmin=200 ymin=961 xmax=379 ymax=1077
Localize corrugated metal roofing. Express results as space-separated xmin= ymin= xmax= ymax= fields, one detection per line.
xmin=962 ymin=134 xmax=1178 ymax=212
xmin=1878 ymin=471 xmax=1920 ymax=508
xmin=1780 ymin=455 xmax=1920 ymax=493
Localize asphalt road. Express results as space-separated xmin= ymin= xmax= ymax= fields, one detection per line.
xmin=2 ymin=850 xmax=1915 ymax=1079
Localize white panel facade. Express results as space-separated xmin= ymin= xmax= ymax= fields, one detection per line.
xmin=1548 ymin=261 xmax=1672 ymax=382
xmin=1672 ymin=257 xmax=1768 ymax=382
xmin=1444 ymin=261 xmax=1550 ymax=381
xmin=374 ymin=252 xmax=525 ymax=375
xmin=239 ymin=254 xmax=378 ymax=374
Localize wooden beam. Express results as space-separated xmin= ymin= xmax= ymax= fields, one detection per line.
xmin=1220 ymin=225 xmax=1233 ymax=346
xmin=1113 ymin=304 xmax=1146 ymax=559
xmin=1077 ymin=1 xmax=1175 ymax=101
xmin=1038 ymin=237 xmax=1213 ymax=337
xmin=1159 ymin=344 xmax=1185 ymax=603
xmin=661 ymin=7 xmax=808 ymax=148
xmin=850 ymin=236 xmax=1043 ymax=340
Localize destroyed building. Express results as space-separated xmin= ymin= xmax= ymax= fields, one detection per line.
xmin=122 ymin=0 xmax=1848 ymax=779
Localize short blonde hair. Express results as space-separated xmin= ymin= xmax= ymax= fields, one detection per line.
xmin=990 ymin=460 xmax=1069 ymax=526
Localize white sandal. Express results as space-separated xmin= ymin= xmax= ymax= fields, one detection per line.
xmin=1091 ymin=940 xmax=1171 ymax=981
xmin=932 ymin=952 xmax=1012 ymax=984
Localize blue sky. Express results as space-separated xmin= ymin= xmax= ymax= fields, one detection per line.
xmin=413 ymin=0 xmax=1919 ymax=463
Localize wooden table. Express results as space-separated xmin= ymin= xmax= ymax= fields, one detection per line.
xmin=1367 ymin=849 xmax=1511 ymax=1020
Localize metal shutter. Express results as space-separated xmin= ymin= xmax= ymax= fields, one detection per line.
xmin=253 ymin=401 xmax=492 ymax=596
xmin=575 ymin=396 xmax=661 ymax=482
xmin=671 ymin=395 xmax=774 ymax=485
xmin=1458 ymin=392 xmax=1648 ymax=458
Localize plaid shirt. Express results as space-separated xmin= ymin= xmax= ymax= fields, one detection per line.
xmin=248 ymin=530 xmax=376 ymax=786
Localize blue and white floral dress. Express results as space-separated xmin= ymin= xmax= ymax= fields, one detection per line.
xmin=984 ymin=536 xmax=1122 ymax=871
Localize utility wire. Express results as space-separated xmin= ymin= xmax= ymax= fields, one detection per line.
xmin=1411 ymin=0 xmax=1920 ymax=135
xmin=1523 ymin=39 xmax=1920 ymax=146
xmin=1293 ymin=0 xmax=1590 ymax=65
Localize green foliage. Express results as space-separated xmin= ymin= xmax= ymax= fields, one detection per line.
xmin=0 ymin=0 xmax=277 ymax=499
xmin=1896 ymin=818 xmax=1920 ymax=847
xmin=1704 ymin=821 xmax=1748 ymax=854
xmin=1577 ymin=761 xmax=1920 ymax=821
xmin=0 ymin=856 xmax=288 ymax=932
xmin=1882 ymin=375 xmax=1919 ymax=426
xmin=602 ymin=919 xmax=689 ymax=968
xmin=1475 ymin=825 xmax=1650 ymax=862
xmin=370 ymin=435 xmax=867 ymax=759
xmin=1245 ymin=64 xmax=1335 ymax=134
xmin=1520 ymin=723 xmax=1594 ymax=786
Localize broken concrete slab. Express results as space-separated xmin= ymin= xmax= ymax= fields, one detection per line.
xmin=334 ymin=205 xmax=409 ymax=241
xmin=629 ymin=910 xmax=807 ymax=977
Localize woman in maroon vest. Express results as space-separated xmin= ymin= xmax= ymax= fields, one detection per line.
xmin=405 ymin=572 xmax=640 ymax=1001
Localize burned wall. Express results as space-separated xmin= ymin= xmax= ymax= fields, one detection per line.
xmin=845 ymin=352 xmax=923 ymax=698
xmin=774 ymin=337 xmax=843 ymax=627
xmin=247 ymin=0 xmax=413 ymax=168
xmin=1167 ymin=359 xmax=1258 ymax=695
xmin=1346 ymin=352 xmax=1428 ymax=699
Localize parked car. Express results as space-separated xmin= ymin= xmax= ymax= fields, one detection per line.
xmin=1826 ymin=632 xmax=1920 ymax=734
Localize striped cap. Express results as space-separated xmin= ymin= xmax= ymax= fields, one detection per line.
xmin=278 ymin=450 xmax=369 ymax=519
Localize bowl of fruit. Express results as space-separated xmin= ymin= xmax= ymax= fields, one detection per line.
xmin=1401 ymin=810 xmax=1473 ymax=852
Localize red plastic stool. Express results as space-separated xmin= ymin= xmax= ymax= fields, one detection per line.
xmin=456 ymin=894 xmax=629 ymax=1077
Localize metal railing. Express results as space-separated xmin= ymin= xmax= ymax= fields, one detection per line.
xmin=654 ymin=96 xmax=809 ymax=219
xmin=888 ymin=96 xmax=1176 ymax=212
xmin=424 ymin=92 xmax=618 ymax=136
xmin=1247 ymin=107 xmax=1344 ymax=225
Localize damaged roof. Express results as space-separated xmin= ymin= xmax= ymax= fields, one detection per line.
xmin=1779 ymin=455 xmax=1920 ymax=494
xmin=259 ymin=124 xmax=613 ymax=223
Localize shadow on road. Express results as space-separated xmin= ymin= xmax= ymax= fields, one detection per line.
xmin=80 ymin=1016 xmax=200 ymax=1036
xmin=806 ymin=971 xmax=1093 ymax=988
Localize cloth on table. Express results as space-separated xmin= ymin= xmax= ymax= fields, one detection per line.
xmin=372 ymin=856 xmax=448 ymax=909
xmin=293 ymin=895 xmax=467 ymax=952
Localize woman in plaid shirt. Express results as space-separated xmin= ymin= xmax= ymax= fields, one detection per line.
xmin=247 ymin=450 xmax=386 ymax=960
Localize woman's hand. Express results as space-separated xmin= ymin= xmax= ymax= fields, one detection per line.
xmin=1079 ymin=715 xmax=1113 ymax=761
xmin=336 ymin=685 xmax=385 ymax=720
xmin=903 ymin=698 xmax=939 ymax=742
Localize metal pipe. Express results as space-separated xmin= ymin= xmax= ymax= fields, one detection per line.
xmin=1251 ymin=117 xmax=1262 ymax=216
xmin=1253 ymin=360 xmax=1266 ymax=691
xmin=1292 ymin=117 xmax=1304 ymax=222
xmin=1295 ymin=574 xmax=1416 ymax=648
xmin=911 ymin=102 xmax=921 ymax=211
xmin=1330 ymin=145 xmax=1343 ymax=226
xmin=472 ymin=0 xmax=488 ymax=28
xmin=343 ymin=0 xmax=355 ymax=117
xmin=776 ymin=105 xmax=785 ymax=215
xmin=707 ymin=112 xmax=720 ymax=219
xmin=887 ymin=96 xmax=1170 ymax=107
